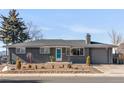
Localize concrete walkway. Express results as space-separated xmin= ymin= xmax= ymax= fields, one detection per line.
xmin=93 ymin=64 xmax=124 ymax=74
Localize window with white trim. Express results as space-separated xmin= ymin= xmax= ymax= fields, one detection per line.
xmin=16 ymin=47 xmax=26 ymax=54
xmin=40 ymin=48 xmax=50 ymax=54
xmin=71 ymin=48 xmax=84 ymax=56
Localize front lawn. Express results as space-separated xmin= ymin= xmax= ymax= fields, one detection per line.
xmin=0 ymin=63 xmax=102 ymax=74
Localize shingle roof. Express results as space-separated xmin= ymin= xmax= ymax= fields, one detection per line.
xmin=8 ymin=39 xmax=115 ymax=48
xmin=85 ymin=44 xmax=116 ymax=48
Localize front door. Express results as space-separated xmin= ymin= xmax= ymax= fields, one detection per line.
xmin=56 ymin=48 xmax=62 ymax=61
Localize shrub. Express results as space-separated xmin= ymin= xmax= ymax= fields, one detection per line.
xmin=67 ymin=64 xmax=72 ymax=68
xmin=53 ymin=58 xmax=56 ymax=62
xmin=28 ymin=64 xmax=32 ymax=69
xmin=52 ymin=65 xmax=54 ymax=69
xmin=41 ymin=66 xmax=45 ymax=69
xmin=50 ymin=56 xmax=55 ymax=62
xmin=60 ymin=64 xmax=64 ymax=68
xmin=16 ymin=58 xmax=21 ymax=70
xmin=86 ymin=56 xmax=91 ymax=66
xmin=75 ymin=67 xmax=78 ymax=69
xmin=22 ymin=66 xmax=26 ymax=69
xmin=35 ymin=65 xmax=38 ymax=69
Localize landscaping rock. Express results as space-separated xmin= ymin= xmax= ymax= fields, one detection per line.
xmin=1 ymin=66 xmax=11 ymax=72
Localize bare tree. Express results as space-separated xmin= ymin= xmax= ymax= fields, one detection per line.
xmin=108 ymin=29 xmax=123 ymax=45
xmin=27 ymin=21 xmax=43 ymax=41
xmin=108 ymin=29 xmax=123 ymax=54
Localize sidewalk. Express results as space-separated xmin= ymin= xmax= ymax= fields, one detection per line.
xmin=1 ymin=73 xmax=124 ymax=77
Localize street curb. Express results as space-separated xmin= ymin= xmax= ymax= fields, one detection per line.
xmin=1 ymin=73 xmax=124 ymax=77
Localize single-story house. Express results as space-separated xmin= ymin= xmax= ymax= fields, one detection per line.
xmin=118 ymin=43 xmax=124 ymax=54
xmin=115 ymin=43 xmax=124 ymax=64
xmin=8 ymin=34 xmax=115 ymax=64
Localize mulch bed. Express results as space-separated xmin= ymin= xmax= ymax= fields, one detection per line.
xmin=0 ymin=64 xmax=102 ymax=74
xmin=0 ymin=67 xmax=102 ymax=74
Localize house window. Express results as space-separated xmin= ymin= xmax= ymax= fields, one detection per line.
xmin=66 ymin=48 xmax=70 ymax=55
xmin=40 ymin=48 xmax=44 ymax=54
xmin=40 ymin=48 xmax=50 ymax=54
xmin=80 ymin=48 xmax=84 ymax=55
xmin=71 ymin=48 xmax=84 ymax=56
xmin=16 ymin=47 xmax=26 ymax=54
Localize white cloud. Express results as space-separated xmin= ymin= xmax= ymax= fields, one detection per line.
xmin=67 ymin=25 xmax=105 ymax=34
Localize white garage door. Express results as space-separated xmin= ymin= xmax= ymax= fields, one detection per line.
xmin=91 ymin=48 xmax=108 ymax=64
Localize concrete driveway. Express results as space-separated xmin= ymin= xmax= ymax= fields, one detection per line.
xmin=93 ymin=64 xmax=124 ymax=74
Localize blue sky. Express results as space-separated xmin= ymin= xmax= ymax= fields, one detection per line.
xmin=0 ymin=9 xmax=124 ymax=51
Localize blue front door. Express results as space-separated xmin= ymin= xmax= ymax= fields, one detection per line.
xmin=56 ymin=48 xmax=62 ymax=61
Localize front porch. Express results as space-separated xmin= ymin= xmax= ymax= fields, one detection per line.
xmin=49 ymin=47 xmax=69 ymax=62
xmin=44 ymin=46 xmax=85 ymax=63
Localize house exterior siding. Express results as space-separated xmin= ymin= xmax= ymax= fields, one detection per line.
xmin=9 ymin=48 xmax=50 ymax=64
xmin=70 ymin=56 xmax=85 ymax=64
xmin=9 ymin=48 xmax=70 ymax=63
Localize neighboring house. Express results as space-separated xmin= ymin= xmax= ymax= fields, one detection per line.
xmin=116 ymin=43 xmax=124 ymax=64
xmin=118 ymin=43 xmax=124 ymax=54
xmin=8 ymin=34 xmax=115 ymax=64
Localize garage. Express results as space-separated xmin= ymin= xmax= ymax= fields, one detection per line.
xmin=90 ymin=48 xmax=108 ymax=64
